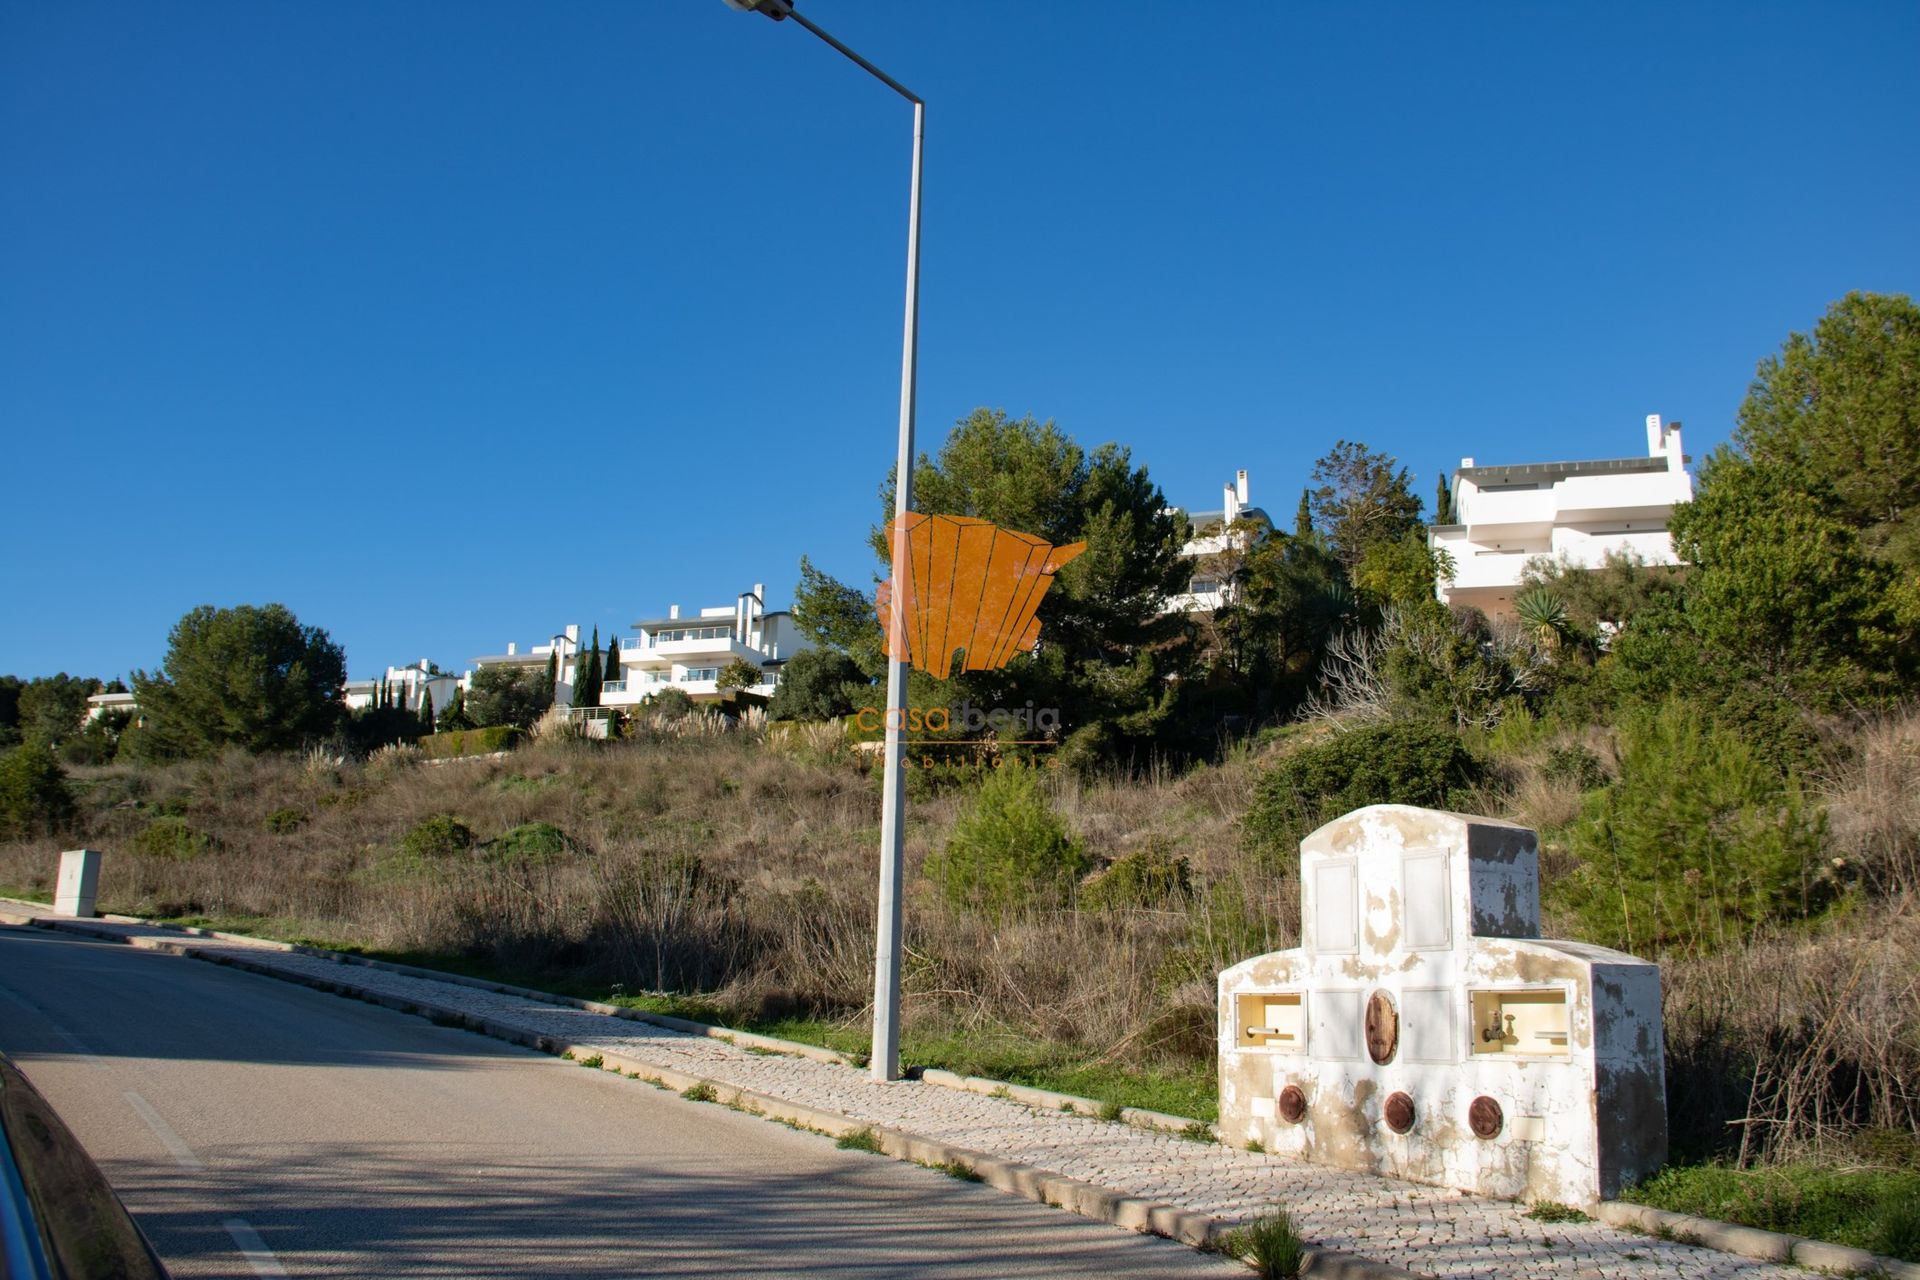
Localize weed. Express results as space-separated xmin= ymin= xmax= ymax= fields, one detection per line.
xmin=932 ymin=1159 xmax=982 ymax=1182
xmin=1097 ymin=1099 xmax=1125 ymax=1123
xmin=1246 ymin=1139 xmax=1265 ymax=1154
xmin=1221 ymin=1208 xmax=1308 ymax=1279
xmin=1872 ymin=1190 xmax=1920 ymax=1262
xmin=681 ymin=1082 xmax=717 ymax=1103
xmin=263 ymin=807 xmax=306 ymax=834
xmin=576 ymin=1054 xmax=604 ymax=1070
xmin=1526 ymin=1201 xmax=1593 ymax=1224
xmin=1180 ymin=1121 xmax=1217 ymax=1144
xmin=836 ymin=1127 xmax=884 ymax=1154
xmin=989 ymin=1085 xmax=1013 ymax=1101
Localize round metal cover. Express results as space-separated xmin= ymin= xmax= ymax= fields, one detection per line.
xmin=1364 ymin=990 xmax=1399 ymax=1064
xmin=1468 ymin=1095 xmax=1504 ymax=1139
xmin=1383 ymin=1091 xmax=1416 ymax=1134
xmin=1277 ymin=1084 xmax=1307 ymax=1125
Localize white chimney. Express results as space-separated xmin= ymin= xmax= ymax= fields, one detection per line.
xmin=753 ymin=582 xmax=764 ymax=600
xmin=507 ymin=643 xmax=517 ymax=656
xmin=1666 ymin=420 xmax=1685 ymax=473
xmin=1646 ymin=414 xmax=1664 ymax=458
xmin=1461 ymin=457 xmax=1475 ymax=469
xmin=566 ymin=624 xmax=580 ymax=643
xmin=669 ymin=604 xmax=680 ymax=620
xmin=1223 ymin=482 xmax=1239 ymax=525
xmin=1236 ymin=469 xmax=1250 ymax=505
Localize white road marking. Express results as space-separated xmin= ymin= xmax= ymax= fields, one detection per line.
xmin=223 ymin=1218 xmax=289 ymax=1278
xmin=124 ymin=1091 xmax=203 ymax=1170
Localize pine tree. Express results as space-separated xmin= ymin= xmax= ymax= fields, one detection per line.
xmin=1295 ymin=488 xmax=1313 ymax=537
xmin=1434 ymin=473 xmax=1455 ymax=524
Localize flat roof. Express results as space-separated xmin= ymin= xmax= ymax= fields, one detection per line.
xmin=632 ymin=609 xmax=791 ymax=630
xmin=1460 ymin=457 xmax=1671 ymax=485
xmin=469 ymin=652 xmax=549 ymax=666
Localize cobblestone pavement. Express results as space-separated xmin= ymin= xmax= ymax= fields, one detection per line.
xmin=2 ymin=908 xmax=1816 ymax=1280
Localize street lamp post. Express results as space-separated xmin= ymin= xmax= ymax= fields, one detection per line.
xmin=722 ymin=0 xmax=921 ymax=1083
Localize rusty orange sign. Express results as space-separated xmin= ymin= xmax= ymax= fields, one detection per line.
xmin=875 ymin=513 xmax=1085 ymax=679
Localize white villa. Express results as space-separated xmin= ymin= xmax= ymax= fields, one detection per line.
xmin=343 ymin=659 xmax=464 ymax=716
xmin=1429 ymin=415 xmax=1693 ymax=620
xmin=600 ymin=584 xmax=809 ymax=708
xmin=467 ymin=626 xmax=585 ymax=707
xmin=1166 ymin=468 xmax=1265 ymax=613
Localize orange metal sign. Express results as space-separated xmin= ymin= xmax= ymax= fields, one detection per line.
xmin=875 ymin=513 xmax=1085 ymax=679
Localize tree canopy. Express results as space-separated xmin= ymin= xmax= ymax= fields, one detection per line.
xmin=132 ymin=604 xmax=346 ymax=757
xmin=1308 ymin=441 xmax=1424 ymax=571
xmin=465 ymin=665 xmax=555 ymax=730
xmin=1734 ymin=291 xmax=1920 ymax=570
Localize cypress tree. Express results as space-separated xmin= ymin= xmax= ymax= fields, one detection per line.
xmin=419 ymin=688 xmax=435 ymax=735
xmin=445 ymin=686 xmax=467 ymax=731
xmin=578 ymin=627 xmax=603 ymax=707
xmin=1434 ymin=473 xmax=1455 ymax=524
xmin=604 ymin=634 xmax=619 ymax=688
xmin=1295 ymin=488 xmax=1313 ymax=537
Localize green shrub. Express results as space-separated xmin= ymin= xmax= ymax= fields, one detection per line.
xmin=417 ymin=726 xmax=521 ymax=759
xmin=1556 ymin=699 xmax=1827 ymax=953
xmin=1541 ymin=743 xmax=1608 ymax=790
xmin=924 ymin=766 xmax=1086 ymax=915
xmin=134 ymin=816 xmax=214 ymax=860
xmin=263 ymin=807 xmax=306 ymax=834
xmin=1081 ymin=841 xmax=1192 ymax=910
xmin=484 ymin=821 xmax=574 ymax=864
xmin=1221 ymin=1208 xmax=1308 ymax=1279
xmin=401 ymin=814 xmax=476 ymax=860
xmin=0 ymin=742 xmax=75 ymax=839
xmin=1244 ymin=720 xmax=1481 ymax=858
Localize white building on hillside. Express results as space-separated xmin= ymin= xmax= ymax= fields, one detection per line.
xmin=1166 ymin=468 xmax=1266 ymax=614
xmin=600 ymin=584 xmax=811 ymax=707
xmin=1429 ymin=415 xmax=1693 ymax=621
xmin=469 ymin=626 xmax=585 ymax=707
xmin=84 ymin=690 xmax=140 ymax=725
xmin=343 ymin=659 xmax=463 ymax=716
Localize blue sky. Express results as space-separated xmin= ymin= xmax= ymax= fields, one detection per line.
xmin=3 ymin=1 xmax=1916 ymax=681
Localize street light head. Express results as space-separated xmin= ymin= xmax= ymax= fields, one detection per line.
xmin=721 ymin=0 xmax=791 ymax=19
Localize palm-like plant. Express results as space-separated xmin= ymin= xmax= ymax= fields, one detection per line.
xmin=1513 ymin=586 xmax=1570 ymax=650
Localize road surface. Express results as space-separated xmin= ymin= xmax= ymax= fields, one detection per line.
xmin=0 ymin=924 xmax=1242 ymax=1279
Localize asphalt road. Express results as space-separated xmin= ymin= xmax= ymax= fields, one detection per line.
xmin=0 ymin=925 xmax=1243 ymax=1279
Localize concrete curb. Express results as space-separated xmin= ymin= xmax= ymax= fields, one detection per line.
xmin=1 ymin=905 xmax=1423 ymax=1279
xmin=1595 ymin=1201 xmax=1920 ymax=1278
xmin=0 ymin=899 xmax=853 ymax=1067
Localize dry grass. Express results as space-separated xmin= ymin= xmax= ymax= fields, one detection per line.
xmin=4 ymin=717 xmax=1914 ymax=1164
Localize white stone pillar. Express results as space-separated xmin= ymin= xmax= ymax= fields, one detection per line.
xmin=55 ymin=849 xmax=101 ymax=918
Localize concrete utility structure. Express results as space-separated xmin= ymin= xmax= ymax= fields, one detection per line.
xmin=1218 ymin=805 xmax=1667 ymax=1205
xmin=1430 ymin=415 xmax=1692 ymax=620
xmin=54 ymin=849 xmax=100 ymax=918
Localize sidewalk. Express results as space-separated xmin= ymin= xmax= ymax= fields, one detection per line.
xmin=3 ymin=900 xmax=1906 ymax=1280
